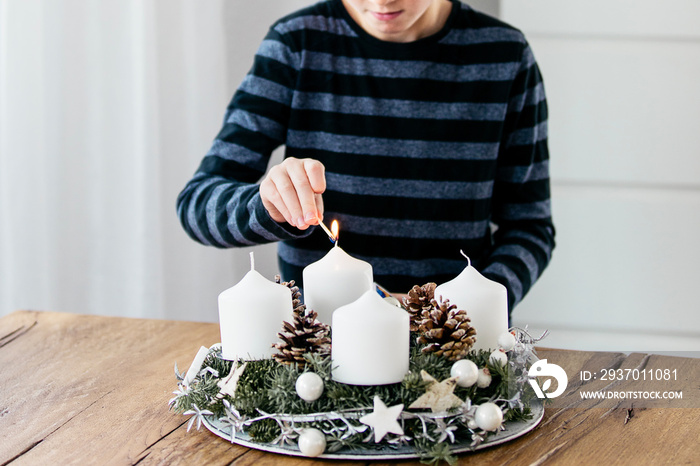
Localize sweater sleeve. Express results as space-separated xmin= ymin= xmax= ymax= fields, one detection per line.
xmin=481 ymin=43 xmax=555 ymax=311
xmin=176 ymin=26 xmax=312 ymax=247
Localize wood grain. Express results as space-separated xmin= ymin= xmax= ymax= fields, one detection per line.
xmin=1 ymin=311 xmax=697 ymax=466
xmin=0 ymin=311 xmax=220 ymax=465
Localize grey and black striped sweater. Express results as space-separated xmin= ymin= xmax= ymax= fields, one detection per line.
xmin=177 ymin=0 xmax=555 ymax=312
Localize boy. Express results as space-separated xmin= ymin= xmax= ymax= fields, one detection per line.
xmin=177 ymin=0 xmax=554 ymax=312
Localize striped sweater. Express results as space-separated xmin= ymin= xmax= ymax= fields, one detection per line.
xmin=176 ymin=0 xmax=555 ymax=312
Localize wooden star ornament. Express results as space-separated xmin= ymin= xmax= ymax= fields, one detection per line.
xmin=217 ymin=362 xmax=247 ymax=399
xmin=408 ymin=370 xmax=464 ymax=413
xmin=359 ymin=395 xmax=404 ymax=442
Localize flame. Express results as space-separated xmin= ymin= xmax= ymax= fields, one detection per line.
xmin=331 ymin=220 xmax=339 ymax=241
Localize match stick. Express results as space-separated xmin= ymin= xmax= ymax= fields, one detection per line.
xmin=317 ymin=219 xmax=336 ymax=244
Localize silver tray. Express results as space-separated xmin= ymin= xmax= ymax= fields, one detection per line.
xmin=201 ymin=399 xmax=544 ymax=460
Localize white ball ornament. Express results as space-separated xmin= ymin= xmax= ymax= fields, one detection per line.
xmin=476 ymin=367 xmax=492 ymax=388
xmin=298 ymin=428 xmax=327 ymax=457
xmin=489 ymin=349 xmax=508 ymax=366
xmin=450 ymin=359 xmax=479 ymax=388
xmin=295 ymin=372 xmax=324 ymax=402
xmin=497 ymin=331 xmax=516 ymax=352
xmin=474 ymin=402 xmax=504 ymax=431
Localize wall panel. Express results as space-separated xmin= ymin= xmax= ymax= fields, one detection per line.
xmin=501 ymin=0 xmax=700 ymax=39
xmin=502 ymin=0 xmax=700 ymax=352
xmin=534 ymin=38 xmax=700 ymax=186
xmin=514 ymin=185 xmax=700 ymax=337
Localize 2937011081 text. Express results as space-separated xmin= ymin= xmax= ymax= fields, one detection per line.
xmin=580 ymin=368 xmax=677 ymax=382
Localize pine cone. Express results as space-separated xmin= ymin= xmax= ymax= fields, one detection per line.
xmin=275 ymin=275 xmax=305 ymax=314
xmin=417 ymin=298 xmax=477 ymax=361
xmin=272 ymin=308 xmax=331 ymax=367
xmin=403 ymin=282 xmax=437 ymax=331
xmin=272 ymin=276 xmax=331 ymax=367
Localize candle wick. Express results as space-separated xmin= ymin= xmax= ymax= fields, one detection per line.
xmin=249 ymin=251 xmax=255 ymax=271
xmin=459 ymin=249 xmax=471 ymax=267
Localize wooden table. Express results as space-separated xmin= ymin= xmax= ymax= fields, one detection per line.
xmin=1 ymin=310 xmax=698 ymax=465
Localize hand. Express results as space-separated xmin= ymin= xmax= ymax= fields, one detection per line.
xmin=259 ymin=157 xmax=326 ymax=230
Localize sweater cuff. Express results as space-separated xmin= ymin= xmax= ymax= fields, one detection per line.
xmin=251 ymin=191 xmax=314 ymax=242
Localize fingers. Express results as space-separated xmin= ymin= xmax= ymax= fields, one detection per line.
xmin=259 ymin=177 xmax=290 ymax=224
xmin=286 ymin=160 xmax=319 ymax=228
xmin=259 ymin=158 xmax=326 ymax=230
xmin=305 ymin=159 xmax=326 ymax=194
xmin=314 ymin=192 xmax=324 ymax=222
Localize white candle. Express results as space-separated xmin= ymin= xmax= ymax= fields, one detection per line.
xmin=434 ymin=254 xmax=508 ymax=352
xmin=331 ymin=289 xmax=409 ymax=385
xmin=218 ymin=252 xmax=292 ymax=360
xmin=302 ymin=243 xmax=373 ymax=325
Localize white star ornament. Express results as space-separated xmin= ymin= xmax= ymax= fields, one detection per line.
xmin=359 ymin=395 xmax=404 ymax=442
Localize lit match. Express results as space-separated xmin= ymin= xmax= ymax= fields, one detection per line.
xmin=317 ymin=218 xmax=338 ymax=244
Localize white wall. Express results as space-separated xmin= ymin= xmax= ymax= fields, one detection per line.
xmin=502 ymin=0 xmax=700 ymax=353
xmin=464 ymin=0 xmax=498 ymax=16
xmin=0 ymin=1 xmax=243 ymax=322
